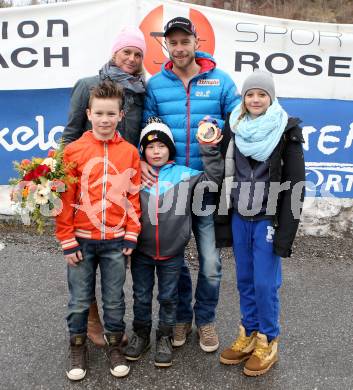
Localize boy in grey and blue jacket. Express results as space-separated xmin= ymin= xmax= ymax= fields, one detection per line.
xmin=125 ymin=117 xmax=224 ymax=367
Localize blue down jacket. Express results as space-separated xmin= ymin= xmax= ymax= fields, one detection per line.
xmin=143 ymin=51 xmax=240 ymax=170
xmin=137 ymin=144 xmax=224 ymax=259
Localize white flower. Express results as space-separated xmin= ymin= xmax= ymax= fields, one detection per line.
xmin=34 ymin=184 xmax=51 ymax=205
xmin=42 ymin=157 xmax=57 ymax=171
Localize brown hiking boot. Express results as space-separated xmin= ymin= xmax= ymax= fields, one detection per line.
xmin=243 ymin=333 xmax=279 ymax=376
xmin=87 ymin=301 xmax=105 ymax=347
xmin=105 ymin=332 xmax=130 ymax=378
xmin=172 ymin=323 xmax=192 ymax=347
xmin=198 ymin=323 xmax=219 ymax=352
xmin=66 ymin=334 xmax=88 ymax=381
xmin=220 ymin=325 xmax=257 ymax=365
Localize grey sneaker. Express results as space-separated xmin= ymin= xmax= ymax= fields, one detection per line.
xmin=66 ymin=334 xmax=88 ymax=381
xmin=105 ymin=332 xmax=130 ymax=377
xmin=172 ymin=323 xmax=192 ymax=347
xmin=125 ymin=332 xmax=151 ymax=361
xmin=155 ymin=333 xmax=173 ymax=368
xmin=198 ymin=323 xmax=219 ymax=352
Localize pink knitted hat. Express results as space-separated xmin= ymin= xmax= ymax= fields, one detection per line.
xmin=111 ymin=26 xmax=146 ymax=57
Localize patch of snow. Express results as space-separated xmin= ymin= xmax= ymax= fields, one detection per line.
xmin=0 ymin=185 xmax=15 ymax=215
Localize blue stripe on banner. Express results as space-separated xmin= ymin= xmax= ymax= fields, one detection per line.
xmin=0 ymin=90 xmax=352 ymax=198
xmin=0 ymin=88 xmax=70 ymax=183
xmin=280 ymin=98 xmax=353 ymax=198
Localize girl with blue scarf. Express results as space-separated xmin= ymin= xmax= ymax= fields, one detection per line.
xmin=219 ymin=70 xmax=305 ymax=377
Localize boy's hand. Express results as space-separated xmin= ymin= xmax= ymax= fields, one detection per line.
xmin=64 ymin=250 xmax=83 ymax=267
xmin=123 ymin=248 xmax=133 ymax=256
xmin=140 ymin=160 xmax=157 ymax=188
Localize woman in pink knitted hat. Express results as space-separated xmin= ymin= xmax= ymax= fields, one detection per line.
xmin=61 ymin=26 xmax=146 ymax=347
xmin=63 ymin=26 xmax=146 ymax=147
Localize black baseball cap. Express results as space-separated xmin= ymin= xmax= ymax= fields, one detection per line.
xmin=163 ymin=17 xmax=197 ymax=37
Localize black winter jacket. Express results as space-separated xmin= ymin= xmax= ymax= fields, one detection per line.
xmin=62 ymin=75 xmax=144 ymax=147
xmin=215 ymin=114 xmax=305 ymax=258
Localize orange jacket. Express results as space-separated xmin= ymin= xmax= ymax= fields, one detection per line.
xmin=56 ymin=131 xmax=141 ymax=254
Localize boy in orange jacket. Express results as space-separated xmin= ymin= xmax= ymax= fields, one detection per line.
xmin=56 ymin=81 xmax=141 ymax=381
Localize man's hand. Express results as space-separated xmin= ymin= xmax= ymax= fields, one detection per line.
xmin=196 ymin=131 xmax=223 ymax=145
xmin=64 ymin=250 xmax=83 ymax=267
xmin=197 ymin=115 xmax=223 ymax=145
xmin=198 ymin=115 xmax=218 ymax=128
xmin=140 ymin=160 xmax=158 ymax=188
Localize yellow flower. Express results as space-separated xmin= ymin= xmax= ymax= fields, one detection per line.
xmin=22 ymin=188 xmax=29 ymax=198
xmin=33 ymin=158 xmax=44 ymax=165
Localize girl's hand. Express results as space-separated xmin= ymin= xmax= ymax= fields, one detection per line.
xmin=64 ymin=250 xmax=83 ymax=267
xmin=140 ymin=160 xmax=157 ymax=188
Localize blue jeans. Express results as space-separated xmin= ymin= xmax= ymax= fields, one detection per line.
xmin=232 ymin=213 xmax=282 ymax=340
xmin=131 ymin=250 xmax=184 ymax=332
xmin=67 ymin=239 xmax=126 ymax=336
xmin=176 ymin=213 xmax=222 ymax=327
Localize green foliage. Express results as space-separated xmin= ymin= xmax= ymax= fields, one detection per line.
xmin=0 ymin=0 xmax=12 ymax=8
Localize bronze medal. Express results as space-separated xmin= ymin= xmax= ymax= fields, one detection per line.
xmin=197 ymin=122 xmax=218 ymax=143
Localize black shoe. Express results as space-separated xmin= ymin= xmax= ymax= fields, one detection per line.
xmin=105 ymin=332 xmax=130 ymax=378
xmin=66 ymin=334 xmax=88 ymax=381
xmin=125 ymin=332 xmax=151 ymax=361
xmin=155 ymin=331 xmax=173 ymax=368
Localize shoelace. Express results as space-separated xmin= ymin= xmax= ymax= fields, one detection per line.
xmin=200 ymin=325 xmax=216 ymax=341
xmin=174 ymin=324 xmax=188 ymax=339
xmin=129 ymin=334 xmax=139 ymax=348
xmin=157 ymin=337 xmax=171 ymax=354
xmin=70 ymin=345 xmax=84 ymax=368
xmin=109 ymin=345 xmax=125 ymax=366
xmin=231 ymin=335 xmax=250 ymax=351
xmin=253 ymin=342 xmax=270 ymax=359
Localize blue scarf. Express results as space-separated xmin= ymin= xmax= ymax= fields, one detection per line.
xmin=229 ymin=99 xmax=288 ymax=162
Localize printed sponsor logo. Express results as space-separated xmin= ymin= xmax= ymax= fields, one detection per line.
xmin=266 ymin=226 xmax=275 ymax=242
xmin=196 ymin=79 xmax=220 ymax=86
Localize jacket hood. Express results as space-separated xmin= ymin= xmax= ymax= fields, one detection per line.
xmin=285 ymin=117 xmax=301 ymax=130
xmin=162 ymin=51 xmax=216 ymax=77
xmin=284 ymin=117 xmax=304 ymax=142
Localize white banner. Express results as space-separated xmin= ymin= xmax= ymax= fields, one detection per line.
xmin=1 ymin=0 xmax=352 ymax=99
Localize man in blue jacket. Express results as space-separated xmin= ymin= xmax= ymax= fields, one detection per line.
xmin=142 ymin=16 xmax=241 ymax=352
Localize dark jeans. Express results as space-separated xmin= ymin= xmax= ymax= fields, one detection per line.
xmin=176 ymin=213 xmax=222 ymax=327
xmin=131 ymin=250 xmax=184 ymax=333
xmin=67 ymin=239 xmax=126 ymax=336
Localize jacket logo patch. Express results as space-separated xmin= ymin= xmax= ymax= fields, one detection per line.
xmin=266 ymin=226 xmax=275 ymax=243
xmin=195 ymin=90 xmax=211 ymax=97
xmin=197 ymin=79 xmax=220 ymax=86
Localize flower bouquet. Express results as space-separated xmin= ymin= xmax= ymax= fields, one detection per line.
xmin=9 ymin=144 xmax=75 ymax=233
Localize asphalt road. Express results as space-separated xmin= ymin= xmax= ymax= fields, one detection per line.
xmin=0 ymin=222 xmax=352 ymax=390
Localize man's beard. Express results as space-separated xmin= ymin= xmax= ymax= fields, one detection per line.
xmin=171 ymin=52 xmax=195 ymax=70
